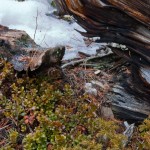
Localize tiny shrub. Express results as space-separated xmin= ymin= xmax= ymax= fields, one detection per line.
xmin=1 ymin=59 xmax=149 ymax=150
xmin=138 ymin=117 xmax=150 ymax=149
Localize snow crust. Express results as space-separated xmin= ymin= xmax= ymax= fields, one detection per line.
xmin=0 ymin=0 xmax=100 ymax=59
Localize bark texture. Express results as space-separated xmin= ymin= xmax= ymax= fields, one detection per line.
xmin=58 ymin=0 xmax=150 ymax=121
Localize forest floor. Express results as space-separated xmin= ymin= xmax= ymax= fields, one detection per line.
xmin=0 ymin=54 xmax=150 ymax=149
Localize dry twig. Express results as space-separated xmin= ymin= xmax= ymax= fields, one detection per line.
xmin=61 ymin=52 xmax=112 ymax=69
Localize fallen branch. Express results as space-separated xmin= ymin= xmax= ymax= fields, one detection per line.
xmin=61 ymin=52 xmax=113 ymax=69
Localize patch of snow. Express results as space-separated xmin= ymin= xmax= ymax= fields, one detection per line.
xmin=0 ymin=0 xmax=101 ymax=60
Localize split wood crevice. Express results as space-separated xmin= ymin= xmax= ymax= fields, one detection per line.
xmin=56 ymin=0 xmax=150 ymax=121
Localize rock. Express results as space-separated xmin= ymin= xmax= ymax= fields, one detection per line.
xmin=100 ymin=106 xmax=114 ymax=119
xmin=91 ymin=80 xmax=109 ymax=91
xmin=84 ymin=83 xmax=98 ymax=96
xmin=94 ymin=70 xmax=101 ymax=75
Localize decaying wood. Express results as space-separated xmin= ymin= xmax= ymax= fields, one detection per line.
xmin=0 ymin=25 xmax=65 ymax=74
xmin=54 ymin=0 xmax=68 ymax=15
xmin=57 ymin=0 xmax=150 ymax=121
xmin=58 ymin=0 xmax=150 ymax=65
xmin=108 ymin=83 xmax=150 ymax=121
xmin=61 ymin=51 xmax=112 ymax=69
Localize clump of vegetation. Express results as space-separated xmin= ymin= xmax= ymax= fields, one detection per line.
xmin=0 ymin=58 xmax=150 ymax=150
xmin=138 ymin=117 xmax=150 ymax=149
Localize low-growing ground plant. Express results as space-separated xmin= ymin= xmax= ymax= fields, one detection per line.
xmin=0 ymin=58 xmax=150 ymax=150
xmin=138 ymin=117 xmax=150 ymax=149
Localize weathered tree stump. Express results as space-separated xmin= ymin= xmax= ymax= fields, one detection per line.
xmin=0 ymin=25 xmax=65 ymax=76
xmin=58 ymin=0 xmax=150 ymax=121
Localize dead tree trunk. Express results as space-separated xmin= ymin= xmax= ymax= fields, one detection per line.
xmin=58 ymin=0 xmax=150 ymax=121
